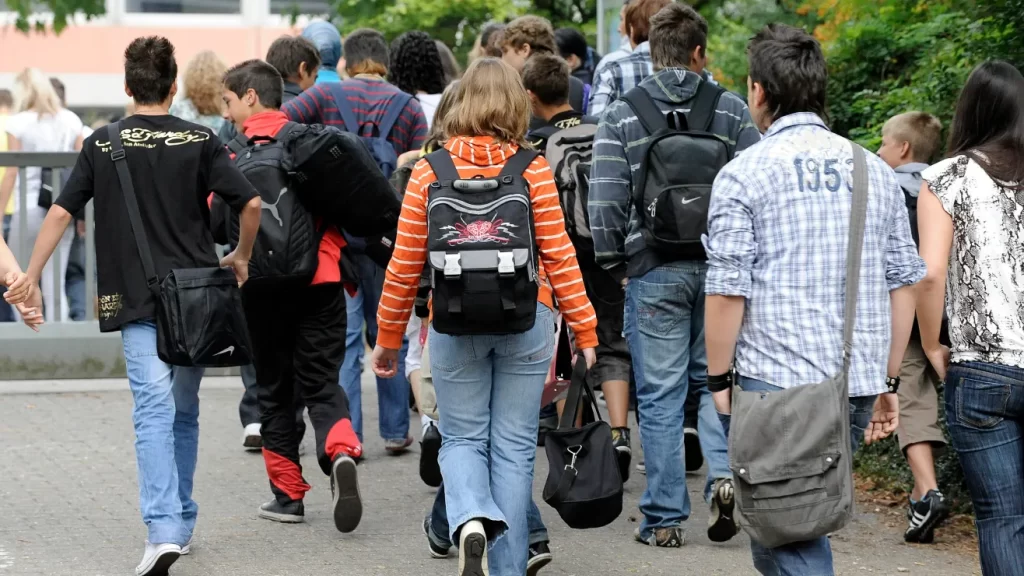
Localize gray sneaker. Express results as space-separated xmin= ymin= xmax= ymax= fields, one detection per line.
xmin=634 ymin=526 xmax=684 ymax=548
xmin=385 ymin=435 xmax=414 ymax=454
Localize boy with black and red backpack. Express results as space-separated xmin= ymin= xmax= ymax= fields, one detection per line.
xmin=221 ymin=59 xmax=364 ymax=531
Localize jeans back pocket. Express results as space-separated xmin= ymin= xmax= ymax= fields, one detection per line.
xmin=952 ymin=367 xmax=1014 ymax=430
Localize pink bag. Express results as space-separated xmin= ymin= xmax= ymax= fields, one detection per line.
xmin=541 ymin=313 xmax=576 ymax=406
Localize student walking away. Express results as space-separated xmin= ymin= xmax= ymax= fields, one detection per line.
xmin=499 ymin=16 xmax=590 ymax=126
xmin=389 ymin=31 xmax=449 ymax=129
xmin=0 ymin=68 xmax=84 ymax=323
xmin=8 ymin=36 xmax=263 ymax=576
xmin=588 ymin=3 xmax=761 ymax=548
xmin=876 ymin=111 xmax=952 ymax=543
xmin=522 ymin=54 xmax=641 ymax=483
xmin=468 ymin=22 xmax=506 ymax=63
xmin=221 ymin=59 xmax=364 ymax=532
xmin=285 ymin=27 xmax=428 ymax=452
xmin=703 ymin=24 xmax=924 ymax=574
xmin=371 ymin=58 xmax=598 ymax=576
xmin=302 ymin=20 xmax=344 ymax=84
xmin=230 ymin=34 xmax=325 ymax=451
xmin=588 ymin=0 xmax=668 ymax=118
xmin=917 ymin=61 xmax=1024 ymax=576
xmin=555 ymin=28 xmax=596 ymax=86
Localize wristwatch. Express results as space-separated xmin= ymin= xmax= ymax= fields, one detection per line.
xmin=886 ymin=376 xmax=900 ymax=394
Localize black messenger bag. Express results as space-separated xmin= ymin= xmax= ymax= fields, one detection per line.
xmin=107 ymin=122 xmax=252 ymax=367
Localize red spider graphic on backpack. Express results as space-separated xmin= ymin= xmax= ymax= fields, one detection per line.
xmin=438 ymin=214 xmax=519 ymax=246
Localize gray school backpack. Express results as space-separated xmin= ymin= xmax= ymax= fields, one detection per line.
xmin=727 ymin=144 xmax=869 ymax=548
xmin=532 ymin=118 xmax=599 ymax=256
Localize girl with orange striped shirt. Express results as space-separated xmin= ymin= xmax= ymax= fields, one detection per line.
xmin=371 ymin=58 xmax=598 ymax=576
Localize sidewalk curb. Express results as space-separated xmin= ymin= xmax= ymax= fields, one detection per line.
xmin=0 ymin=376 xmax=242 ymax=395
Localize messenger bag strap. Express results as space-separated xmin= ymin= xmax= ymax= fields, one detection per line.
xmin=107 ymin=122 xmax=161 ymax=297
xmin=842 ymin=144 xmax=870 ymax=376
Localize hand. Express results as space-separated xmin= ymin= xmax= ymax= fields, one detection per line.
xmin=4 ymin=271 xmax=33 ymax=305
xmin=864 ymin=392 xmax=900 ymax=445
xmin=16 ymin=290 xmax=44 ymax=332
xmin=576 ymin=347 xmax=597 ymax=369
xmin=220 ymin=249 xmax=250 ymax=287
xmin=713 ymin=389 xmax=733 ymax=415
xmin=76 ymin=220 xmax=87 ymax=238
xmin=371 ymin=345 xmax=400 ymax=378
xmin=397 ymin=149 xmax=421 ymax=168
xmin=924 ymin=345 xmax=950 ymax=381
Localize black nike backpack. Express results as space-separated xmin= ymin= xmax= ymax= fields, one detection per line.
xmin=227 ymin=123 xmax=321 ymax=286
xmin=423 ymin=148 xmax=541 ymax=335
xmin=621 ymin=82 xmax=729 ymax=260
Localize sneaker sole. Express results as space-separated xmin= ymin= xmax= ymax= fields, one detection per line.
xmin=332 ymin=457 xmax=363 ymax=533
xmin=243 ymin=435 xmax=262 ymax=451
xmin=257 ymin=509 xmax=304 ymax=523
xmin=906 ymin=500 xmax=951 ymax=544
xmin=708 ymin=482 xmax=738 ymax=543
xmin=420 ymin=434 xmax=443 ymax=488
xmin=526 ymin=552 xmax=553 ymax=575
xmin=615 ymin=446 xmax=632 ymax=483
xmin=137 ymin=549 xmax=180 ymax=576
xmin=460 ymin=530 xmax=488 ymax=576
xmin=684 ymin=430 xmax=703 ymax=473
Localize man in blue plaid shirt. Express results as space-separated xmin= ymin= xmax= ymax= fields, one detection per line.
xmin=703 ymin=24 xmax=924 ymax=575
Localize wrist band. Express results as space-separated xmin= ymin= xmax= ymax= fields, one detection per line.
xmin=886 ymin=375 xmax=900 ymax=394
xmin=708 ymin=371 xmax=733 ymax=393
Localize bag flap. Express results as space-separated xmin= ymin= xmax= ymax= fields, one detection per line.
xmin=428 ymin=248 xmax=530 ymax=271
xmin=732 ymin=451 xmax=841 ymax=485
xmin=165 ymin=267 xmax=238 ymax=288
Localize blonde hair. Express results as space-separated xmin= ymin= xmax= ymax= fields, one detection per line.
xmin=882 ymin=112 xmax=943 ymax=163
xmin=14 ymin=68 xmax=61 ymax=116
xmin=183 ymin=51 xmax=227 ymax=116
xmin=441 ymin=58 xmax=530 ymax=146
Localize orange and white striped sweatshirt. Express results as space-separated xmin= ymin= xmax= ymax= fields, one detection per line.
xmin=376 ymin=136 xmax=599 ymax=351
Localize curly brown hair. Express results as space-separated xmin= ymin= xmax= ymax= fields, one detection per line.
xmin=183 ymin=50 xmax=227 ymax=116
xmin=500 ymin=16 xmax=557 ymax=55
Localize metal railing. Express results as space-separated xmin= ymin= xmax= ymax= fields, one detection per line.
xmin=0 ymin=151 xmax=96 ymax=322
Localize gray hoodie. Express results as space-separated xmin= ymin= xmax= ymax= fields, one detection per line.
xmin=893 ymin=162 xmax=930 ymax=197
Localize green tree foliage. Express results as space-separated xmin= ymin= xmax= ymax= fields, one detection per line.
xmin=7 ymin=0 xmax=105 ymax=33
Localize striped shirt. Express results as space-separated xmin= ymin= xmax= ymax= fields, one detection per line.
xmin=376 ymin=136 xmax=599 ymax=351
xmin=282 ymin=76 xmax=428 ymax=156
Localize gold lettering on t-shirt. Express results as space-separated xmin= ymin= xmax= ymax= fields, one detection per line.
xmin=98 ymin=293 xmax=124 ymax=320
xmin=95 ymin=128 xmax=211 ymax=151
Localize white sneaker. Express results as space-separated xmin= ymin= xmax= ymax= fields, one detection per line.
xmin=136 ymin=541 xmax=181 ymax=576
xmin=459 ymin=520 xmax=488 ymax=576
xmin=180 ymin=536 xmax=192 ymax=555
xmin=243 ymin=423 xmax=262 ymax=451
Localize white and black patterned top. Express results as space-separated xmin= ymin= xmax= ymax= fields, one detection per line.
xmin=923 ymin=155 xmax=1024 ymax=368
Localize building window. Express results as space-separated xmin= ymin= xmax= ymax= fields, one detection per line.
xmin=125 ymin=0 xmax=242 ymax=13
xmin=270 ymin=1 xmax=333 ymax=15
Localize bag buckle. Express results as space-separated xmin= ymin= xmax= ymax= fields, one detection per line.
xmin=563 ymin=444 xmax=583 ymax=475
xmin=110 ymin=149 xmax=126 ymax=161
xmin=444 ymin=253 xmax=462 ymax=278
xmin=497 ymin=251 xmax=515 ymax=275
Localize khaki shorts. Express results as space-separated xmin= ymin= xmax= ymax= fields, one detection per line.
xmin=895 ymin=337 xmax=947 ymax=452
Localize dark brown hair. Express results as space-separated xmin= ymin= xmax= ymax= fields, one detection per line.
xmin=948 ymin=61 xmax=1024 ymax=187
xmin=522 ymin=53 xmax=571 ymax=106
xmin=266 ymin=35 xmax=321 ymax=81
xmin=124 ymin=36 xmax=178 ymax=105
xmin=624 ymin=0 xmax=672 ymax=45
xmin=223 ymin=59 xmax=284 ymax=110
xmin=648 ymin=2 xmax=707 ymax=70
xmin=747 ymin=24 xmax=828 ymax=123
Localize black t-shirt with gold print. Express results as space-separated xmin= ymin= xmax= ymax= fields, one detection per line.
xmin=56 ymin=114 xmax=257 ymax=332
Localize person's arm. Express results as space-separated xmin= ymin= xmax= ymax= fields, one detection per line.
xmin=587 ymin=63 xmax=617 ymax=119
xmin=702 ymin=167 xmax=758 ymax=414
xmin=0 ymin=134 xmax=21 ymax=218
xmin=402 ymin=99 xmax=429 ymax=152
xmin=587 ymin=105 xmax=631 ymax=283
xmin=916 ymin=182 xmax=953 ymax=377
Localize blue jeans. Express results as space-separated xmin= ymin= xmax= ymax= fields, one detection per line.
xmin=624 ymin=262 xmax=730 ymax=538
xmin=429 ymin=483 xmax=549 ymax=548
xmin=121 ymin=321 xmax=205 ymax=546
xmin=0 ymin=214 xmax=13 ymax=323
xmin=724 ymin=377 xmax=875 ymax=576
xmin=945 ymin=362 xmax=1024 ymax=576
xmin=431 ymin=303 xmax=555 ymax=576
xmin=340 ymin=253 xmax=410 ymax=442
xmin=65 ymin=230 xmax=86 ymax=321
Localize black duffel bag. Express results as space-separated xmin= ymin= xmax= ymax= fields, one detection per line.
xmin=543 ymin=355 xmax=623 ymax=529
xmin=108 ymin=123 xmax=252 ymax=368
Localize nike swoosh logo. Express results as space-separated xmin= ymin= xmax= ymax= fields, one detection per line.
xmin=213 ymin=346 xmax=235 ymax=356
xmin=681 ymin=197 xmax=700 ymax=205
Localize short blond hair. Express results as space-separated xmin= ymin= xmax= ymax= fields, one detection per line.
xmin=882 ymin=112 xmax=943 ymax=163
xmin=184 ymin=51 xmax=227 ymax=116
xmin=441 ymin=58 xmax=530 ymax=146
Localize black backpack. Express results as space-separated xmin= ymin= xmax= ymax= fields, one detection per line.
xmin=424 ymin=148 xmax=540 ymax=335
xmin=226 ymin=123 xmax=321 ymax=286
xmin=531 ymin=118 xmax=600 ymax=257
xmin=621 ymin=82 xmax=728 ymax=261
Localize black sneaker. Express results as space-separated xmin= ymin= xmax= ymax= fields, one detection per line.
xmin=708 ymin=478 xmax=739 ymax=542
xmin=634 ymin=526 xmax=684 ymax=548
xmin=330 ymin=455 xmax=362 ymax=533
xmin=527 ymin=541 xmax=553 ymax=575
xmin=258 ymin=499 xmax=304 ymax=523
xmin=684 ymin=427 xmax=703 ymax=473
xmin=422 ymin=515 xmax=451 ymax=558
xmin=611 ymin=427 xmax=632 ymax=483
xmin=905 ymin=489 xmax=950 ymax=543
xmin=420 ymin=422 xmax=443 ymax=488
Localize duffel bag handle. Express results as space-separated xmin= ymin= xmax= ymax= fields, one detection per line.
xmin=557 ymin=356 xmax=602 ymax=430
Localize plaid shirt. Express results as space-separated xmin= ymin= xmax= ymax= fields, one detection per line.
xmin=703 ymin=113 xmax=926 ymax=397
xmin=588 ymin=42 xmax=652 ymax=119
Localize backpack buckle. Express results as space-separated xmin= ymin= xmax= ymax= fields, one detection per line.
xmin=444 ymin=253 xmax=462 ymax=278
xmin=497 ymin=251 xmax=515 ymax=275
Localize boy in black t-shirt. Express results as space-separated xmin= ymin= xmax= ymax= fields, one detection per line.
xmin=11 ymin=37 xmax=261 ymax=576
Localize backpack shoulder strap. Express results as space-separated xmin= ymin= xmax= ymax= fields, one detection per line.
xmin=327 ymin=83 xmax=361 ymax=134
xmin=499 ymin=148 xmax=540 ymax=178
xmin=529 ymin=125 xmax=561 ymax=142
xmin=378 ymin=92 xmax=413 ymax=140
xmin=424 ymin=149 xmax=460 ymax=182
xmin=687 ymin=81 xmax=726 ymax=133
xmin=226 ymin=131 xmax=249 ymax=156
xmin=621 ymin=87 xmax=668 ymax=135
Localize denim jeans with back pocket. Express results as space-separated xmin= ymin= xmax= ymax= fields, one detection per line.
xmin=944 ymin=361 xmax=1024 ymax=576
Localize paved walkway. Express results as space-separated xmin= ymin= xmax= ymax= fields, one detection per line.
xmin=0 ymin=375 xmax=980 ymax=575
